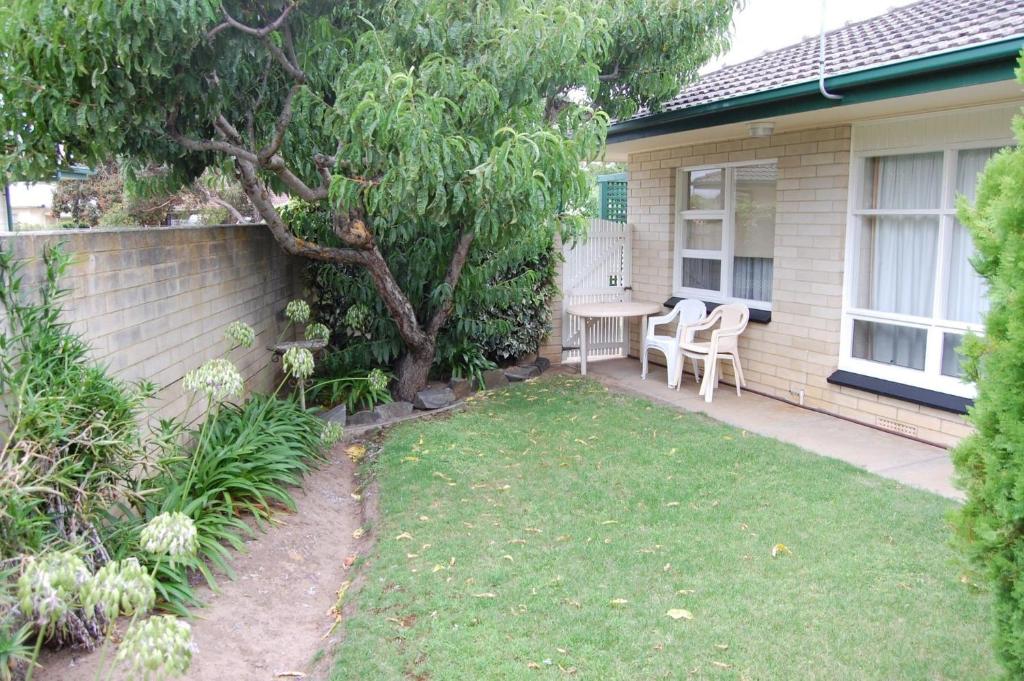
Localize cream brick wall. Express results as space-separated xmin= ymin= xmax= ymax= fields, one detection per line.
xmin=625 ymin=125 xmax=972 ymax=448
xmin=0 ymin=224 xmax=301 ymax=426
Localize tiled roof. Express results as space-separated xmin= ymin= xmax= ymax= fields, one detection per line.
xmin=635 ymin=0 xmax=1024 ymax=120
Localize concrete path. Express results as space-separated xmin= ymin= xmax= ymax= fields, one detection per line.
xmin=581 ymin=358 xmax=961 ymax=500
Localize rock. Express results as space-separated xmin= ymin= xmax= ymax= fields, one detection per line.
xmin=482 ymin=368 xmax=510 ymax=390
xmin=414 ymin=386 xmax=456 ymax=410
xmin=505 ymin=365 xmax=541 ymax=382
xmin=448 ymin=377 xmax=474 ymax=400
xmin=347 ymin=409 xmax=380 ymax=426
xmin=533 ymin=356 xmax=551 ymax=372
xmin=374 ymin=401 xmax=414 ymax=421
xmin=320 ymin=403 xmax=347 ymax=425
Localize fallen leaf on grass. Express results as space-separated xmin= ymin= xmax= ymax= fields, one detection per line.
xmin=527 ymin=662 xmax=541 ymax=670
xmin=402 ymin=456 xmax=420 ymax=462
xmin=771 ymin=543 xmax=792 ymax=558
xmin=609 ymin=598 xmax=629 ymax=606
xmin=352 ymin=528 xmax=365 ymax=539
xmin=714 ymin=644 xmax=729 ymax=651
xmin=666 ymin=609 xmax=693 ymax=621
xmin=665 ymin=502 xmax=680 ymax=507
xmin=345 ymin=444 xmax=366 ymax=463
xmin=711 ymin=661 xmax=732 ymax=669
xmin=342 ymin=555 xmax=357 ymax=569
xmin=474 ymin=592 xmax=497 ymax=598
xmin=395 ymin=531 xmax=413 ymax=540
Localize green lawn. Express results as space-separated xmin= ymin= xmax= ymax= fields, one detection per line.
xmin=332 ymin=377 xmax=996 ymax=680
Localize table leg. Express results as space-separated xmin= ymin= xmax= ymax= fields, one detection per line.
xmin=580 ymin=317 xmax=589 ymax=376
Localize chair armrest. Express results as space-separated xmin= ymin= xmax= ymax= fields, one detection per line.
xmin=646 ymin=310 xmax=679 ymax=336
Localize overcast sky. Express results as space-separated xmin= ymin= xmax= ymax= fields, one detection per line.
xmin=704 ymin=0 xmax=921 ymax=72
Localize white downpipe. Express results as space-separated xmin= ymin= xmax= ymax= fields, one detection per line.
xmin=818 ymin=0 xmax=843 ymax=101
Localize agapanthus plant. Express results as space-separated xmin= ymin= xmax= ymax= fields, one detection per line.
xmin=115 ymin=615 xmax=193 ymax=679
xmin=17 ymin=552 xmax=90 ymax=631
xmin=81 ymin=558 xmax=156 ymax=620
xmin=285 ymin=300 xmax=310 ymax=324
xmin=224 ymin=320 xmax=256 ymax=349
xmin=283 ymin=347 xmax=315 ymax=380
xmin=140 ymin=512 xmax=198 ymax=563
xmin=183 ymin=358 xmax=243 ymax=404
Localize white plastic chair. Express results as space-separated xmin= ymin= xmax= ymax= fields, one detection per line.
xmin=678 ymin=303 xmax=750 ymax=402
xmin=641 ymin=299 xmax=707 ymax=388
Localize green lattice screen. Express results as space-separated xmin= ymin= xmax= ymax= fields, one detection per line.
xmin=597 ymin=172 xmax=627 ymax=222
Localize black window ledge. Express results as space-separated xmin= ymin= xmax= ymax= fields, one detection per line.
xmin=827 ymin=370 xmax=971 ymax=415
xmin=664 ymin=297 xmax=771 ymax=324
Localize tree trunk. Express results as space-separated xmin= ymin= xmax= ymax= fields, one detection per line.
xmin=394 ymin=345 xmax=435 ymax=402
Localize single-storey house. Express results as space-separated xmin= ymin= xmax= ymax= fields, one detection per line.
xmin=600 ymin=0 xmax=1024 ymax=447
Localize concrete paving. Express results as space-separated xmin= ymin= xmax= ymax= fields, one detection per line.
xmin=578 ymin=357 xmax=961 ymax=500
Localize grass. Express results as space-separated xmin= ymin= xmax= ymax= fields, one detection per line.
xmin=332 ymin=376 xmax=996 ymax=680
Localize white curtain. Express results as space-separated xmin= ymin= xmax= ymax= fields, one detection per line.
xmin=867 ymin=215 xmax=938 ymax=318
xmin=861 ymin=153 xmax=942 ymax=367
xmin=946 ymin=148 xmax=996 ymax=324
xmin=733 ymin=257 xmax=772 ymax=301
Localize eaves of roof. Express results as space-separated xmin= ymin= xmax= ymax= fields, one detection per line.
xmin=608 ymin=36 xmax=1024 ymax=144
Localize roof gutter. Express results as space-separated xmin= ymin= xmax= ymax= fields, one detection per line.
xmin=608 ymin=36 xmax=1024 ymax=144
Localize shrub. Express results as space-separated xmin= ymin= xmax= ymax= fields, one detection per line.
xmin=293 ymin=199 xmax=559 ymax=375
xmin=951 ymin=54 xmax=1024 ymax=678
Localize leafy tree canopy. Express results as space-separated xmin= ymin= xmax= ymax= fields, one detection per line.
xmin=0 ymin=0 xmax=738 ymax=397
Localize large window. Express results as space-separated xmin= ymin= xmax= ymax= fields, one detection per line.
xmin=841 ymin=145 xmax=1001 ymax=396
xmin=674 ymin=161 xmax=778 ymax=308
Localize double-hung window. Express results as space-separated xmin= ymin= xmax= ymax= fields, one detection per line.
xmin=841 ymin=144 xmax=1002 ymax=397
xmin=674 ymin=161 xmax=778 ymax=309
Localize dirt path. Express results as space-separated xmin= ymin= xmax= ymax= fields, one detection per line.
xmin=39 ymin=444 xmax=366 ymax=681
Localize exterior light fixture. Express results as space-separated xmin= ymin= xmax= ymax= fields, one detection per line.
xmin=748 ymin=121 xmax=775 ymax=138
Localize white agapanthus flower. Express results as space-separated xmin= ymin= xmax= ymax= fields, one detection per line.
xmin=283 ymin=347 xmax=315 ymax=380
xmin=285 ymin=300 xmax=311 ymax=324
xmin=116 ymin=615 xmax=194 ymax=679
xmin=17 ymin=552 xmax=90 ymax=628
xmin=81 ymin=557 xmax=156 ymax=620
xmin=321 ymin=421 xmax=344 ymax=447
xmin=368 ymin=368 xmax=389 ymax=393
xmin=225 ymin=320 xmax=256 ymax=348
xmin=140 ymin=512 xmax=198 ymax=561
xmin=305 ymin=322 xmax=330 ymax=343
xmin=183 ymin=358 xmax=243 ymax=402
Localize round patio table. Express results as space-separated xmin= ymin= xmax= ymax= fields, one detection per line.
xmin=567 ymin=300 xmax=663 ymax=376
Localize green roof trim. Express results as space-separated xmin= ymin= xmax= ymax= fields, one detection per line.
xmin=609 ymin=37 xmax=1024 ymax=144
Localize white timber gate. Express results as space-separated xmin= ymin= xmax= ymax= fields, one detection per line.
xmin=561 ymin=219 xmax=632 ymax=364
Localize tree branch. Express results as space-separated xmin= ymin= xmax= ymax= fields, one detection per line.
xmin=258 ymin=83 xmax=301 ymax=162
xmin=427 ymin=229 xmax=476 ymax=336
xmin=598 ymin=63 xmax=621 ymax=82
xmin=235 ymin=158 xmax=365 ymax=264
xmin=208 ymin=2 xmax=298 ymax=41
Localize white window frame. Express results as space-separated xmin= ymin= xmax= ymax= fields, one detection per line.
xmin=839 ymin=136 xmax=1011 ymax=398
xmin=673 ymin=158 xmax=778 ymax=310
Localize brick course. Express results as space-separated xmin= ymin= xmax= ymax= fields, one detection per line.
xmin=0 ymin=224 xmax=301 ymax=426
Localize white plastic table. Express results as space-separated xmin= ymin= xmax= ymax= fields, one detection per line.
xmin=567 ymin=301 xmax=663 ymax=375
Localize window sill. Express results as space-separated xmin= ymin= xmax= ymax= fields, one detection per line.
xmin=826 ymin=370 xmax=972 ymax=415
xmin=663 ymin=297 xmax=771 ymax=324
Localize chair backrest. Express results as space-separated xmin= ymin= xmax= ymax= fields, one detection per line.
xmin=709 ymin=303 xmax=749 ymax=351
xmin=673 ymin=299 xmax=707 ymax=341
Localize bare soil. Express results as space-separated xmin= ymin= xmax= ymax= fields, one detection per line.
xmin=38 ymin=443 xmax=370 ymax=681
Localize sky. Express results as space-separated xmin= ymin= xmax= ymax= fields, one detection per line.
xmin=703 ymin=0 xmax=921 ymax=72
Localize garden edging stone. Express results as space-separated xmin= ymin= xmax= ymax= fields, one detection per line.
xmin=414 ymin=387 xmax=456 ymax=410
xmin=504 ymin=365 xmax=541 ymax=382
xmin=374 ymin=401 xmax=414 ymax=420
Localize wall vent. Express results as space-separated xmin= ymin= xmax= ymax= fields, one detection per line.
xmin=876 ymin=416 xmax=917 ymax=438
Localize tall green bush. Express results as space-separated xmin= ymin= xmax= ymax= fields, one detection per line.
xmin=952 ymin=55 xmax=1024 ymax=678
xmin=290 ymin=200 xmax=559 ymax=378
